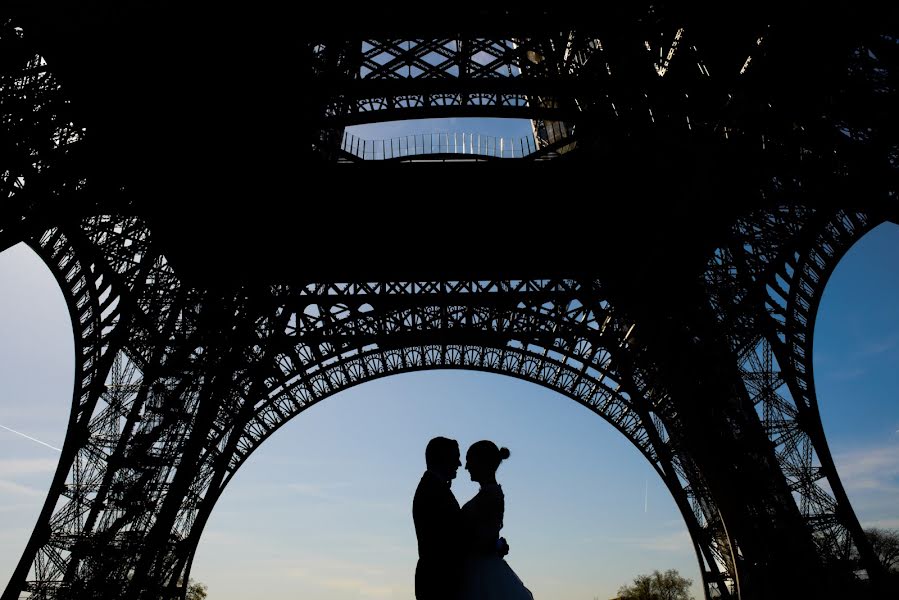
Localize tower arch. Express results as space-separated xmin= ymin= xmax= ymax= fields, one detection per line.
xmin=1 ymin=5 xmax=896 ymax=600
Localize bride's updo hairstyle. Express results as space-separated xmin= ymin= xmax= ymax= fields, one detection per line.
xmin=468 ymin=440 xmax=510 ymax=472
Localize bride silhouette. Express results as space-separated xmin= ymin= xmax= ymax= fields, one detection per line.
xmin=458 ymin=441 xmax=534 ymax=600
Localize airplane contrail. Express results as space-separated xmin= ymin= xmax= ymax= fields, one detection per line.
xmin=0 ymin=424 xmax=61 ymax=452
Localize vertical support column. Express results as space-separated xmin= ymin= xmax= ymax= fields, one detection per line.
xmin=309 ymin=37 xmax=363 ymax=160
xmin=614 ymin=271 xmax=829 ymax=600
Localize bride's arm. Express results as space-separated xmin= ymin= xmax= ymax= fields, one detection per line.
xmin=464 ymin=493 xmax=504 ymax=554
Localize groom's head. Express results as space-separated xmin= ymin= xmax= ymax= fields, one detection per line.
xmin=425 ymin=436 xmax=461 ymax=481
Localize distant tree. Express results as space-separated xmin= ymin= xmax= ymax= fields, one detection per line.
xmin=186 ymin=579 xmax=208 ymax=600
xmin=866 ymin=528 xmax=899 ymax=573
xmin=864 ymin=528 xmax=899 ymax=595
xmin=616 ymin=569 xmax=693 ymax=600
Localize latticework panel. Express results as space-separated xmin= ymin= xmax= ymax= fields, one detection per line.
xmin=0 ymin=19 xmax=87 ymax=251
xmin=1 ymin=218 xmax=742 ymax=599
xmin=704 ymin=208 xmax=888 ymax=584
xmin=1 ymin=5 xmax=894 ymax=600
xmin=314 ymin=16 xmax=753 ymax=130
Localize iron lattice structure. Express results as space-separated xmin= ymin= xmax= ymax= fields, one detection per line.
xmin=1 ymin=3 xmax=897 ymax=600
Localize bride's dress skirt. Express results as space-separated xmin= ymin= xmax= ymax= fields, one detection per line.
xmin=459 ymin=555 xmax=534 ymax=600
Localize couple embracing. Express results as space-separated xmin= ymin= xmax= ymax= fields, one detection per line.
xmin=413 ymin=437 xmax=534 ymax=600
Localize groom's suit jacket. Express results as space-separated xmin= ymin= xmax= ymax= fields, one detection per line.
xmin=413 ymin=470 xmax=463 ymax=600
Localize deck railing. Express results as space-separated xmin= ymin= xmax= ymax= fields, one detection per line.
xmin=339 ymin=122 xmax=573 ymax=161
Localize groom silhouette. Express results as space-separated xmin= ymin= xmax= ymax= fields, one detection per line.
xmin=413 ymin=437 xmax=463 ymax=600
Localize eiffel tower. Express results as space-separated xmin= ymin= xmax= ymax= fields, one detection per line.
xmin=1 ymin=2 xmax=896 ymax=599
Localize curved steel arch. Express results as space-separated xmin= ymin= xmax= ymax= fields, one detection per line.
xmin=702 ymin=208 xmax=896 ymax=585
xmin=224 ymin=352 xmax=737 ymax=591
xmin=182 ymin=277 xmax=742 ymax=599
xmin=2 ymin=7 xmax=897 ymax=600
xmin=227 ymin=286 xmax=649 ymax=469
xmin=2 ymin=208 xmax=896 ymax=600
xmin=0 ymin=217 xmax=751 ymax=600
xmin=5 ymin=220 xmax=181 ymax=599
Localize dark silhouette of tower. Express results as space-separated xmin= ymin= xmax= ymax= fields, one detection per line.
xmin=1 ymin=2 xmax=896 ymax=599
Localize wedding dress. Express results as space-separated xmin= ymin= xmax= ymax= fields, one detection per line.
xmin=458 ymin=483 xmax=534 ymax=600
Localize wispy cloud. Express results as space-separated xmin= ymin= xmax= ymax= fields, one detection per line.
xmin=832 ymin=443 xmax=899 ymax=524
xmin=285 ymin=482 xmax=401 ymax=512
xmin=0 ymin=503 xmax=42 ymax=514
xmin=196 ymin=530 xmax=246 ymax=547
xmin=287 ymin=481 xmax=352 ymax=500
xmin=834 ymin=444 xmax=899 ymax=492
xmin=315 ymin=577 xmax=395 ymax=599
xmin=860 ymin=517 xmax=899 ymax=530
xmin=321 ymin=532 xmax=414 ymax=557
xmin=823 ymin=367 xmax=867 ymax=381
xmin=283 ymin=557 xmax=387 ymax=579
xmin=0 ymin=479 xmax=47 ymax=498
xmin=279 ymin=557 xmax=398 ymax=599
xmin=858 ymin=332 xmax=899 ymax=357
xmin=605 ymin=529 xmax=692 ymax=553
xmin=0 ymin=458 xmax=59 ymax=477
xmin=0 ymin=526 xmax=32 ymax=543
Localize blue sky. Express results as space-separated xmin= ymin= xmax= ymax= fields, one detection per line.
xmin=346 ymin=118 xmax=533 ymax=139
xmin=0 ymin=124 xmax=896 ymax=599
xmin=344 ymin=117 xmax=535 ymax=151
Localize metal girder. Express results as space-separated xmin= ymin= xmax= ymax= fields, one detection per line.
xmin=704 ymin=208 xmax=887 ymax=587
xmin=1 ymin=4 xmax=897 ymax=600
xmin=10 ymin=205 xmax=892 ymax=599
xmin=2 ymin=217 xmax=740 ymax=599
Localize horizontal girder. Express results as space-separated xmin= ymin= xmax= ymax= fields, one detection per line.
xmin=1 ymin=4 xmax=896 ymax=600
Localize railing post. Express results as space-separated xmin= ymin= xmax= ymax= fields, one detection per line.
xmin=340 ymin=130 xmax=553 ymax=162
